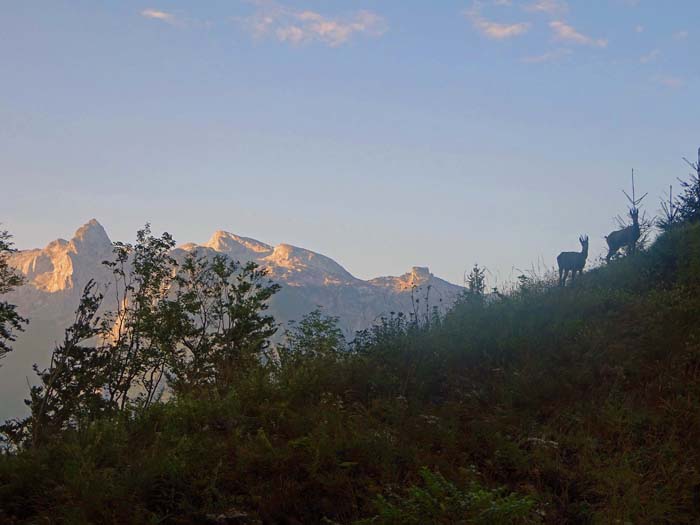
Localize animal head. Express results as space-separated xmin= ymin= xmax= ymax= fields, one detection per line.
xmin=630 ymin=207 xmax=639 ymax=225
xmin=579 ymin=235 xmax=589 ymax=250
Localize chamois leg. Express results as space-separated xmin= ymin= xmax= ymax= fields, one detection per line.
xmin=558 ymin=267 xmax=564 ymax=287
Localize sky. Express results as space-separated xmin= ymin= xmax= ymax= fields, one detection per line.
xmin=1 ymin=0 xmax=698 ymax=287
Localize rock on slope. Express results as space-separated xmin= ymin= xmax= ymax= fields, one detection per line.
xmin=1 ymin=220 xmax=462 ymax=419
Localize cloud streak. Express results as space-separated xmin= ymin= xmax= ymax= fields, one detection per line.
xmin=522 ymin=47 xmax=572 ymax=63
xmin=655 ymin=75 xmax=684 ymax=89
xmin=639 ymin=49 xmax=660 ymax=64
xmin=141 ymin=8 xmax=178 ymax=25
xmin=550 ymin=20 xmax=607 ymax=47
xmin=242 ymin=2 xmax=387 ymax=47
xmin=524 ymin=0 xmax=568 ymax=15
xmin=464 ymin=4 xmax=530 ymax=40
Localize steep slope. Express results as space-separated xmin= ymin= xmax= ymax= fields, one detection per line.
xmin=3 ymin=223 xmax=700 ymax=524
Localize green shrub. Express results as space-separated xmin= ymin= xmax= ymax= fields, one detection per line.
xmin=355 ymin=467 xmax=539 ymax=525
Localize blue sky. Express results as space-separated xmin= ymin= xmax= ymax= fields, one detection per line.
xmin=1 ymin=0 xmax=698 ymax=286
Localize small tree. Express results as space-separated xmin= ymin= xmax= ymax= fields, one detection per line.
xmin=28 ymin=282 xmax=109 ymax=446
xmin=102 ymin=224 xmax=179 ymax=410
xmin=272 ymin=309 xmax=346 ymax=394
xmin=0 ymin=228 xmax=26 ymax=363
xmin=1 ymin=281 xmax=108 ymax=449
xmin=167 ymin=252 xmax=281 ymax=396
xmin=466 ymin=264 xmax=486 ymax=297
xmin=607 ymin=169 xmax=650 ymax=260
xmin=282 ymin=308 xmax=345 ymax=361
xmin=658 ymin=185 xmax=681 ymax=231
xmin=676 ymin=147 xmax=700 ymax=224
xmin=461 ymin=264 xmax=487 ymax=304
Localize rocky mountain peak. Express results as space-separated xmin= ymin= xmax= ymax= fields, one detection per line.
xmin=8 ymin=220 xmax=112 ymax=294
xmin=9 ymin=220 xmax=462 ymax=324
xmin=71 ymin=219 xmax=112 ymax=252
xmin=264 ymin=244 xmax=354 ymax=280
xmin=204 ymin=231 xmax=273 ymax=260
xmin=410 ymin=266 xmax=431 ymax=283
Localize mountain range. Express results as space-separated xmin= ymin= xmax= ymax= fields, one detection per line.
xmin=1 ymin=220 xmax=462 ymax=419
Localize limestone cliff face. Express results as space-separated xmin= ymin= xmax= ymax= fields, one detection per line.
xmin=10 ymin=219 xmax=112 ymax=293
xmin=8 ymin=219 xmax=462 ymax=331
xmin=1 ymin=220 xmax=462 ymax=419
xmin=6 ymin=220 xmax=114 ymax=326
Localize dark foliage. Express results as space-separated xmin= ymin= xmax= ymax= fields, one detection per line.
xmin=1 ymin=226 xmax=281 ymax=453
xmin=4 ymin=223 xmax=700 ymax=523
xmin=167 ymin=252 xmax=281 ymax=396
xmin=2 ymin=282 xmax=108 ymax=448
xmin=660 ymin=148 xmax=700 ymax=230
xmin=0 ymin=228 xmax=27 ymax=362
xmin=677 ymin=153 xmax=700 ymax=224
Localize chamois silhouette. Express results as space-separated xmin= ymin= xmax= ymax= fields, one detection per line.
xmin=557 ymin=235 xmax=589 ymax=287
xmin=605 ymin=208 xmax=640 ymax=263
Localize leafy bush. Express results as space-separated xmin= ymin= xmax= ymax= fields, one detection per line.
xmin=355 ymin=467 xmax=539 ymax=525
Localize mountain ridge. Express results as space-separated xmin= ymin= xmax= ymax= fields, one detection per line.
xmin=10 ymin=219 xmax=458 ymax=294
xmin=0 ymin=220 xmax=462 ymax=420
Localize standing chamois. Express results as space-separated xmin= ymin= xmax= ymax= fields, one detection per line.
xmin=605 ymin=208 xmax=640 ymax=263
xmin=557 ymin=235 xmax=589 ymax=286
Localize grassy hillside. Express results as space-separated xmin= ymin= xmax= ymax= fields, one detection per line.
xmin=3 ymin=224 xmax=700 ymax=524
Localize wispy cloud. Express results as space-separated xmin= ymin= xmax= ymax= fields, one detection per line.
xmin=522 ymin=47 xmax=572 ymax=63
xmin=550 ymin=20 xmax=607 ymax=48
xmin=241 ymin=2 xmax=387 ymax=47
xmin=464 ymin=3 xmax=530 ymax=39
xmin=674 ymin=30 xmax=689 ymax=40
xmin=635 ymin=25 xmax=644 ymax=33
xmin=524 ymin=0 xmax=568 ymax=15
xmin=655 ymin=75 xmax=684 ymax=89
xmin=141 ymin=8 xmax=178 ymax=25
xmin=472 ymin=18 xmax=530 ymax=39
xmin=639 ymin=48 xmax=660 ymax=64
